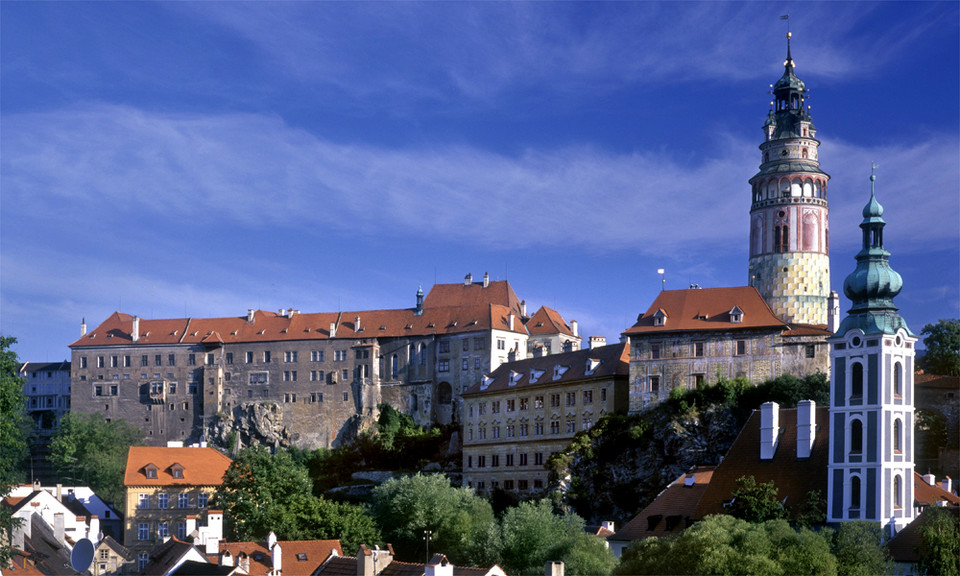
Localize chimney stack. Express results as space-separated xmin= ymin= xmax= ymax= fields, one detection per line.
xmin=132 ymin=316 xmax=140 ymax=342
xmin=330 ymin=322 xmax=337 ymax=338
xmin=924 ymin=473 xmax=936 ymax=486
xmin=81 ymin=317 xmax=87 ymax=336
xmin=247 ymin=309 xmax=255 ymax=322
xmin=483 ymin=272 xmax=490 ymax=288
xmin=88 ymin=515 xmax=100 ymax=543
xmin=521 ymin=300 xmax=527 ymax=318
xmin=355 ymin=316 xmax=361 ymax=332
xmin=464 ymin=273 xmax=473 ymax=286
xmin=54 ymin=512 xmax=65 ymax=544
xmin=220 ymin=551 xmax=234 ymax=567
xmin=797 ymin=400 xmax=816 ymax=459
xmin=942 ymin=477 xmax=953 ymax=494
xmin=589 ymin=336 xmax=607 ymax=349
xmin=570 ymin=320 xmax=579 ymax=337
xmin=760 ymin=402 xmax=780 ymax=460
xmin=508 ymin=312 xmax=515 ymax=331
xmin=828 ymin=291 xmax=840 ymax=334
xmin=546 ymin=561 xmax=565 ymax=576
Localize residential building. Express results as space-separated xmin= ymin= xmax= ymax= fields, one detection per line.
xmin=461 ymin=343 xmax=629 ymax=493
xmin=606 ymin=466 xmax=715 ymax=557
xmin=123 ymin=445 xmax=231 ymax=556
xmin=623 ymin=286 xmax=831 ymax=411
xmin=212 ymin=533 xmax=340 ymax=576
xmin=139 ymin=537 xmax=211 ymax=576
xmin=7 ymin=482 xmax=123 ymax=541
xmin=19 ymin=361 xmax=71 ymax=483
xmin=827 ymin=171 xmax=918 ymax=535
xmin=526 ymin=306 xmax=580 ymax=356
xmin=312 ymin=545 xmax=507 ymax=576
xmin=69 ymin=275 xmax=579 ymax=449
xmin=92 ymin=536 xmax=135 ymax=576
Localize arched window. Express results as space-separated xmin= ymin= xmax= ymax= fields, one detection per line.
xmin=894 ymin=474 xmax=903 ymax=508
xmin=851 ymin=362 xmax=864 ymax=403
xmin=894 ymin=418 xmax=902 ymax=453
xmin=802 ymin=148 xmax=808 ymax=159
xmin=391 ymin=354 xmax=399 ymax=379
xmin=850 ymin=476 xmax=862 ymax=510
xmin=894 ymin=362 xmax=903 ymax=397
xmin=850 ymin=419 xmax=863 ymax=456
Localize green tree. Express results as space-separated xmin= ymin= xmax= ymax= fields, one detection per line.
xmin=287 ymin=495 xmax=380 ymax=553
xmin=728 ymin=476 xmax=788 ymax=523
xmin=829 ymin=521 xmax=891 ymax=576
xmin=615 ymin=515 xmax=837 ymax=576
xmin=49 ymin=412 xmax=143 ymax=506
xmin=0 ymin=337 xmax=28 ymax=486
xmin=216 ymin=446 xmax=313 ymax=541
xmin=917 ymin=507 xmax=960 ymax=576
xmin=370 ymin=473 xmax=494 ymax=564
xmin=0 ymin=337 xmax=28 ymax=566
xmin=499 ymin=499 xmax=615 ymax=576
xmin=919 ymin=319 xmax=960 ymax=376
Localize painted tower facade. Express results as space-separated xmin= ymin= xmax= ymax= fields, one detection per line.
xmin=827 ymin=171 xmax=916 ymax=536
xmin=749 ymin=33 xmax=830 ymax=325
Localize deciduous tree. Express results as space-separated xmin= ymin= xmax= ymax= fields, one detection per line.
xmin=917 ymin=507 xmax=960 ymax=576
xmin=49 ymin=411 xmax=143 ymax=506
xmin=0 ymin=337 xmax=28 ymax=565
xmin=919 ymin=319 xmax=960 ymax=376
xmin=728 ymin=475 xmax=788 ymax=523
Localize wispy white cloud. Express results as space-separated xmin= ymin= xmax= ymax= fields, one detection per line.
xmin=3 ymin=105 xmax=955 ymax=259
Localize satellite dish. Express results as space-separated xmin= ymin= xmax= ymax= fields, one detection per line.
xmin=71 ymin=538 xmax=95 ymax=573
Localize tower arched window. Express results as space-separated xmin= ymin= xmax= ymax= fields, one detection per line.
xmin=894 ymin=362 xmax=903 ymax=398
xmin=850 ymin=475 xmax=862 ymax=511
xmin=894 ymin=474 xmax=903 ymax=508
xmin=894 ymin=418 xmax=903 ymax=454
xmin=851 ymin=362 xmax=864 ymax=404
xmin=802 ymin=148 xmax=808 ymax=159
xmin=850 ymin=419 xmax=863 ymax=457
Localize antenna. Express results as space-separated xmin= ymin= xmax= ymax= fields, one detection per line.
xmin=71 ymin=538 xmax=95 ymax=573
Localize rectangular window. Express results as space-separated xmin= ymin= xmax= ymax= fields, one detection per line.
xmin=178 ymin=492 xmax=189 ymax=508
xmin=80 ymin=356 xmax=88 ymax=368
xmin=551 ymin=421 xmax=560 ymax=435
xmin=462 ymin=359 xmax=469 ymax=371
xmin=478 ymin=455 xmax=486 ymax=468
xmin=138 ymin=494 xmax=149 ymax=509
xmin=124 ymin=355 xmax=131 ymax=367
xmin=342 ymin=369 xmax=349 ymax=380
xmin=467 ymin=456 xmax=472 ymax=468
xmin=439 ymin=341 xmax=450 ymax=353
xmin=283 ymin=371 xmax=297 ymax=382
xmin=506 ymin=399 xmax=515 ymax=412
xmin=695 ymin=342 xmax=704 ymax=357
xmin=506 ymin=454 xmax=514 ymax=466
xmin=583 ymin=390 xmax=592 ymax=404
xmin=506 ymin=425 xmax=515 ymax=438
xmin=806 ymin=344 xmax=816 ymax=358
xmin=225 ymin=352 xmax=233 ymax=364
xmin=177 ymin=521 xmax=187 ymax=540
xmin=518 ymin=479 xmax=528 ymax=491
xmin=504 ymin=480 xmax=514 ymax=490
xmin=138 ymin=552 xmax=149 ymax=571
xmin=491 ymin=401 xmax=500 ymax=413
xmin=474 ymin=338 xmax=483 ymax=350
xmin=334 ymin=350 xmax=344 ymax=361
xmin=206 ymin=353 xmax=215 ymax=365
xmin=198 ymin=493 xmax=208 ymax=508
xmin=650 ymin=376 xmax=660 ymax=393
xmin=157 ymin=493 xmax=168 ymax=509
xmin=601 ymin=388 xmax=607 ymax=402
xmin=492 ymin=426 xmax=500 ymax=439
xmin=491 ymin=455 xmax=499 ymax=467
xmin=519 ymin=397 xmax=528 ymax=410
xmin=550 ymin=394 xmax=560 ymax=408
xmin=566 ymin=420 xmax=575 ymax=434
xmin=312 ymin=350 xmax=324 ymax=362
xmin=95 ymin=385 xmax=103 ymax=396
xmin=110 ymin=355 xmax=118 ymax=368
xmin=478 ymin=402 xmax=486 ymax=415
xmin=534 ymin=395 xmax=544 ymax=409
xmin=535 ymin=452 xmax=544 ymax=466
xmin=249 ymin=372 xmax=268 ymax=385
xmin=651 ymin=344 xmax=661 ymax=359
xmin=497 ymin=339 xmax=505 ymax=350
xmin=519 ymin=453 xmax=528 ymax=466
xmin=168 ymin=383 xmax=177 ymax=395
xmin=535 ymin=422 xmax=544 ymax=436
xmin=188 ymin=354 xmax=196 ymax=366
xmin=158 ymin=522 xmax=169 ymax=538
xmin=138 ymin=523 xmax=149 ymax=541
xmin=566 ymin=392 xmax=576 ymax=407
xmin=438 ymin=360 xmax=450 ymax=372
xmin=519 ymin=423 xmax=528 ymax=437
xmin=463 ymin=340 xmax=469 ymax=351
xmin=343 ymin=391 xmax=349 ymax=401
xmin=140 ymin=355 xmax=148 ymax=367
xmin=736 ymin=340 xmax=746 ymax=355
xmin=246 ymin=351 xmax=254 ymax=363
xmin=285 ymin=351 xmax=298 ymax=362
xmin=97 ymin=356 xmax=105 ymax=368
xmin=263 ymin=351 xmax=272 ymax=363
xmin=582 ymin=416 xmax=593 ymax=430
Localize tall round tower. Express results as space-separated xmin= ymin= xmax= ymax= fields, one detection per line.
xmin=748 ymin=32 xmax=830 ymax=325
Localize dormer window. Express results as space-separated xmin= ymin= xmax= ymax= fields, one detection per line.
xmin=652 ymin=309 xmax=667 ymax=327
xmin=171 ymin=464 xmax=184 ymax=479
xmin=553 ymin=365 xmax=569 ymax=380
xmin=585 ymin=359 xmax=601 ymax=375
xmin=729 ymin=306 xmax=744 ymax=324
xmin=144 ymin=464 xmax=158 ymax=479
xmin=508 ymin=371 xmax=522 ymax=386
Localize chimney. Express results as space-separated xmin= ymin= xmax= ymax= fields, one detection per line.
xmin=464 ymin=273 xmax=473 ymax=286
xmin=797 ymin=400 xmax=816 ymax=459
xmin=760 ymin=402 xmax=780 ymax=460
xmin=88 ymin=515 xmax=100 ymax=543
xmin=924 ymin=473 xmax=936 ymax=486
xmin=54 ymin=512 xmax=65 ymax=544
xmin=357 ymin=545 xmax=393 ymax=576
xmin=247 ymin=309 xmax=255 ymax=322
xmin=942 ymin=477 xmax=953 ymax=494
xmin=206 ymin=510 xmax=223 ymax=540
xmin=132 ymin=316 xmax=140 ymax=342
xmin=546 ymin=561 xmax=565 ymax=576
xmin=828 ymin=291 xmax=840 ymax=334
xmin=220 ymin=551 xmax=234 ymax=567
xmin=570 ymin=320 xmax=579 ymax=337
xmin=185 ymin=516 xmax=197 ymax=538
xmin=81 ymin=317 xmax=87 ymax=336
xmin=520 ymin=300 xmax=527 ymax=318
xmin=270 ymin=536 xmax=282 ymax=576
xmin=601 ymin=520 xmax=615 ymax=532
xmin=483 ymin=272 xmax=490 ymax=288
xmin=55 ymin=483 xmax=62 ymax=501
xmin=330 ymin=322 xmax=337 ymax=338
xmin=589 ymin=336 xmax=606 ymax=349
xmin=508 ymin=312 xmax=515 ymax=332
xmin=425 ymin=555 xmax=453 ymax=576
xmin=355 ymin=316 xmax=361 ymax=332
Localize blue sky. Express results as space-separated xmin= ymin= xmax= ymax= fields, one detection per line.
xmin=2 ymin=2 xmax=958 ymax=362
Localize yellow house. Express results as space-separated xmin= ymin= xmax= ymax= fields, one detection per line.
xmin=123 ymin=444 xmax=232 ymax=567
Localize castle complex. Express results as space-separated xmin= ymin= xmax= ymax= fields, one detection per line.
xmin=69 ymin=274 xmax=580 ymax=448
xmin=623 ymin=33 xmax=835 ymax=409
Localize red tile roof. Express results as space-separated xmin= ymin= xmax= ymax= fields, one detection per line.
xmin=422 ymin=279 xmax=521 ymax=313
xmin=526 ymin=306 xmax=574 ymax=336
xmin=915 ymin=373 xmax=960 ymax=390
xmin=215 ymin=540 xmax=341 ymax=576
xmin=887 ymin=506 xmax=960 ymax=563
xmin=622 ymin=286 xmax=787 ymax=335
xmin=693 ymin=406 xmax=830 ymax=521
xmin=914 ymin=474 xmax=960 ymax=507
xmin=124 ymin=446 xmax=232 ymax=487
xmin=610 ymin=466 xmax=715 ymax=542
xmin=462 ymin=343 xmax=629 ymax=396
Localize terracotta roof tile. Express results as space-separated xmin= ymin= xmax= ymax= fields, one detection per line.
xmin=462 ymin=343 xmax=629 ymax=396
xmin=526 ymin=306 xmax=574 ymax=336
xmin=887 ymin=506 xmax=960 ymax=563
xmin=422 ymin=279 xmax=521 ymax=313
xmin=623 ymin=287 xmax=786 ymax=335
xmin=611 ymin=467 xmax=715 ymax=542
xmin=124 ymin=446 xmax=232 ymax=487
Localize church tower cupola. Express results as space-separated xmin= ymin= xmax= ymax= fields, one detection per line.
xmin=827 ymin=167 xmax=916 ymax=537
xmin=749 ymin=31 xmax=831 ymax=326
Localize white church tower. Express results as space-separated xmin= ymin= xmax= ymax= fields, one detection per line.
xmin=827 ymin=168 xmax=916 ymax=536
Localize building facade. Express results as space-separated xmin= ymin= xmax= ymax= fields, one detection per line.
xmin=123 ymin=445 xmax=231 ymax=555
xmin=827 ymin=172 xmax=917 ymax=535
xmin=461 ymin=343 xmax=629 ymax=493
xmin=623 ymin=287 xmax=831 ymax=412
xmin=748 ymin=32 xmax=831 ymax=326
xmin=70 ymin=276 xmax=579 ymax=449
xmin=19 ymin=361 xmax=71 ymax=483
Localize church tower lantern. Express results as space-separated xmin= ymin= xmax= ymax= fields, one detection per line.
xmin=748 ymin=32 xmax=830 ymax=325
xmin=827 ymin=168 xmax=916 ymax=536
